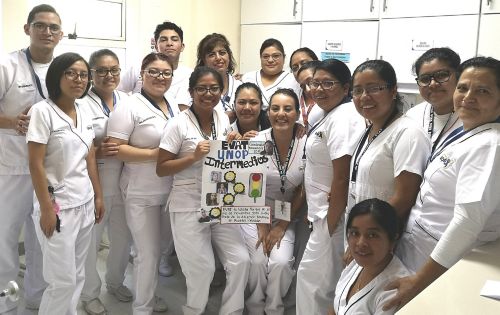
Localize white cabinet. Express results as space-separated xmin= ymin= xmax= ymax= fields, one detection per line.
xmin=239 ymin=24 xmax=302 ymax=74
xmin=478 ymin=14 xmax=500 ymax=60
xmin=378 ymin=15 xmax=479 ymax=89
xmin=301 ymin=21 xmax=378 ymax=74
xmin=241 ymin=0 xmax=301 ymax=24
xmin=381 ymin=0 xmax=480 ymax=18
xmin=482 ymin=0 xmax=500 ymax=13
xmin=302 ymin=0 xmax=380 ymax=21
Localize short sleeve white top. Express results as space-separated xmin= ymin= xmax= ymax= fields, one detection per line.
xmin=215 ymin=74 xmax=242 ymax=113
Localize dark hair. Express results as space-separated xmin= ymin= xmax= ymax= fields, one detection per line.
xmin=234 ymin=82 xmax=271 ymax=130
xmin=140 ymin=52 xmax=173 ymax=71
xmin=347 ymin=198 xmax=399 ymax=242
xmin=296 ymin=60 xmax=321 ymax=77
xmin=196 ymin=33 xmax=236 ymax=74
xmin=352 ymin=59 xmax=403 ymax=111
xmin=46 ymin=52 xmax=91 ymax=100
xmin=89 ymin=49 xmax=119 ymax=69
xmin=269 ymin=88 xmax=300 ymax=113
xmin=314 ymin=59 xmax=352 ymax=104
xmin=259 ymin=38 xmax=285 ymax=56
xmin=458 ymin=56 xmax=500 ymax=89
xmin=413 ymin=47 xmax=461 ymax=76
xmin=154 ymin=21 xmax=183 ymax=42
xmin=289 ymin=47 xmax=319 ymax=68
xmin=188 ymin=66 xmax=224 ymax=90
xmin=27 ymin=4 xmax=60 ymax=24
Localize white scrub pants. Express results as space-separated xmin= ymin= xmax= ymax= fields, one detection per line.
xmin=33 ymin=198 xmax=95 ymax=315
xmin=0 ymin=175 xmax=46 ymax=313
xmin=296 ymin=216 xmax=344 ymax=315
xmin=124 ymin=195 xmax=170 ymax=315
xmin=171 ymin=212 xmax=250 ymax=315
xmin=240 ymin=223 xmax=295 ymax=315
xmin=81 ymin=194 xmax=131 ymax=301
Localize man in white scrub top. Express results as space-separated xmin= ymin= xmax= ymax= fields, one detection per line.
xmin=0 ymin=4 xmax=61 ymax=313
xmin=119 ymin=21 xmax=192 ymax=111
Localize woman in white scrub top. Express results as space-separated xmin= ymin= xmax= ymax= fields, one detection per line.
xmin=27 ymin=52 xmax=104 ymax=315
xmin=107 ymin=52 xmax=179 ymax=314
xmin=241 ymin=38 xmax=300 ymax=111
xmin=385 ymin=56 xmax=500 ymax=311
xmin=406 ymin=48 xmax=462 ymax=149
xmin=79 ymin=49 xmax=132 ymax=314
xmin=196 ymin=33 xmax=242 ymax=122
xmin=332 ymin=199 xmax=409 ymax=315
xmin=296 ymin=59 xmax=366 ymax=315
xmin=157 ymin=66 xmax=250 ymax=315
xmin=295 ymin=61 xmax=324 ymax=131
xmin=241 ymin=88 xmax=306 ymax=314
xmin=349 ymin=60 xmax=430 ymax=221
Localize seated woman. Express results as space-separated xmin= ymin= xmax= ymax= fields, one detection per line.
xmin=241 ymin=88 xmax=306 ymax=315
xmin=386 ymin=56 xmax=500 ymax=310
xmin=332 ymin=198 xmax=409 ymax=315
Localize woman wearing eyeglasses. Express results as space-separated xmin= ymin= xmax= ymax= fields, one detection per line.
xmin=406 ymin=48 xmax=463 ymax=148
xmin=107 ymin=52 xmax=180 ymax=314
xmin=241 ymin=38 xmax=300 ymax=111
xmin=27 ymin=52 xmax=104 ymax=315
xmin=79 ymin=49 xmax=132 ymax=314
xmin=295 ymin=59 xmax=365 ymax=315
xmin=157 ymin=66 xmax=250 ymax=315
xmin=296 ymin=60 xmax=324 ymax=131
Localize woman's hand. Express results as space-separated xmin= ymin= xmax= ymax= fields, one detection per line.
xmin=226 ymin=131 xmax=242 ymax=143
xmin=255 ymin=223 xmax=270 ymax=256
xmin=94 ymin=197 xmax=105 ymax=224
xmin=193 ymin=140 xmax=210 ymax=161
xmin=13 ymin=110 xmax=31 ymax=135
xmin=265 ymin=222 xmax=287 ymax=254
xmin=40 ymin=209 xmax=57 ymax=238
xmin=383 ymin=275 xmax=420 ymax=311
xmin=242 ymin=130 xmax=258 ymax=140
xmin=96 ymin=137 xmax=119 ymax=158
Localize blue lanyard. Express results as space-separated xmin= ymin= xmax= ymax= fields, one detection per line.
xmin=90 ymin=88 xmax=115 ymax=116
xmin=25 ymin=48 xmax=46 ymax=99
xmin=140 ymin=89 xmax=174 ymax=118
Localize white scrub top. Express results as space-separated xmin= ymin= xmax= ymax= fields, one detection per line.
xmin=334 ymin=256 xmax=410 ymax=315
xmin=304 ymin=102 xmax=366 ymax=221
xmin=405 ymin=123 xmax=500 ymax=268
xmin=241 ymin=70 xmax=301 ymax=111
xmin=26 ymin=99 xmax=95 ymax=210
xmin=118 ymin=63 xmax=192 ymax=106
xmin=79 ymin=89 xmax=128 ymax=197
xmin=107 ymin=93 xmax=179 ymax=197
xmin=214 ymin=74 xmax=242 ymax=113
xmin=0 ymin=49 xmax=50 ymax=175
xmin=159 ymin=108 xmax=230 ymax=212
xmin=348 ymin=116 xmax=430 ymax=213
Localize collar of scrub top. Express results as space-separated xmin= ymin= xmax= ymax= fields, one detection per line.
xmin=271 ymin=125 xmax=297 ymax=195
xmin=90 ymin=88 xmax=116 ymax=116
xmin=189 ymin=106 xmax=217 ymax=140
xmin=427 ymin=106 xmax=460 ymax=155
xmin=24 ymin=47 xmax=47 ymax=99
xmin=140 ymin=88 xmax=174 ymax=119
xmin=221 ymin=73 xmax=234 ymax=112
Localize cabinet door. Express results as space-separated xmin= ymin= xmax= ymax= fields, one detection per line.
xmin=378 ymin=15 xmax=478 ymax=90
xmin=241 ymin=0 xmax=301 ymax=24
xmin=381 ymin=0 xmax=480 ymax=18
xmin=239 ymin=24 xmax=302 ymax=74
xmin=478 ymin=14 xmax=500 ymax=59
xmin=302 ymin=0 xmax=379 ymax=21
xmin=301 ymin=21 xmax=378 ymax=74
xmin=482 ymin=0 xmax=500 ymax=13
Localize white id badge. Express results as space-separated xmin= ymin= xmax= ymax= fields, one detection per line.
xmin=274 ymin=200 xmax=291 ymax=221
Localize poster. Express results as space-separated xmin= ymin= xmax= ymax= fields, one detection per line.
xmin=199 ymin=140 xmax=271 ymax=224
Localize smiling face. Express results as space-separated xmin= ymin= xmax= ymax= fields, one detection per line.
xmin=260 ymin=45 xmax=284 ymax=76
xmin=347 ymin=213 xmax=394 ymax=270
xmin=204 ymin=44 xmax=230 ymax=75
xmin=190 ymin=73 xmax=222 ymax=114
xmin=268 ymin=93 xmax=298 ymax=132
xmin=310 ymin=69 xmax=349 ymax=112
xmin=25 ymin=11 xmax=63 ymax=53
xmin=60 ymin=60 xmax=89 ymax=100
xmin=235 ymin=87 xmax=262 ymax=128
xmin=156 ymin=29 xmax=184 ymax=62
xmin=454 ymin=67 xmax=500 ymax=130
xmin=418 ymin=59 xmax=458 ymax=115
xmin=141 ymin=59 xmax=173 ymax=99
xmin=91 ymin=55 xmax=120 ymax=95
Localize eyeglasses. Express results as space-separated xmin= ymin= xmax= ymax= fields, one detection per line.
xmin=291 ymin=60 xmax=310 ymax=73
xmin=415 ymin=70 xmax=452 ymax=87
xmin=92 ymin=67 xmax=121 ymax=77
xmin=31 ymin=22 xmax=61 ymax=35
xmin=64 ymin=70 xmax=89 ymax=81
xmin=143 ymin=68 xmax=173 ymax=79
xmin=308 ymin=80 xmax=341 ymax=90
xmin=261 ymin=53 xmax=283 ymax=61
xmin=351 ymin=85 xmax=391 ymax=97
xmin=193 ymin=86 xmax=221 ymax=95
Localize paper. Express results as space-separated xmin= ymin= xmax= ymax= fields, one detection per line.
xmin=480 ymin=280 xmax=500 ymax=300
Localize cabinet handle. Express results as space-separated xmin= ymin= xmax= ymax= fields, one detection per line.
xmin=370 ymin=0 xmax=374 ymax=12
xmin=383 ymin=0 xmax=388 ymax=11
xmin=293 ymin=0 xmax=298 ymax=17
xmin=487 ymin=0 xmax=492 ymax=6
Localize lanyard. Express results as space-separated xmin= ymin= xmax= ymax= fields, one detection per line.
xmin=221 ymin=74 xmax=234 ymax=111
xmin=351 ymin=108 xmax=400 ymax=182
xmin=301 ymin=112 xmax=329 ymax=161
xmin=300 ymin=93 xmax=315 ymax=130
xmin=189 ymin=107 xmax=217 ymax=140
xmin=271 ymin=126 xmax=296 ymax=195
xmin=25 ymin=48 xmax=46 ymax=99
xmin=140 ymin=89 xmax=174 ymax=119
xmin=427 ymin=106 xmax=458 ymax=155
xmin=90 ymin=88 xmax=115 ymax=116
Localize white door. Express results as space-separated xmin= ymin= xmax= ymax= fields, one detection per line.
xmin=241 ymin=0 xmax=301 ymax=24
xmin=301 ymin=21 xmax=379 ymax=74
xmin=482 ymin=0 xmax=500 ymax=13
xmin=478 ymin=14 xmax=500 ymax=60
xmin=378 ymin=15 xmax=478 ymax=90
xmin=381 ymin=0 xmax=480 ymax=18
xmin=239 ymin=24 xmax=302 ymax=74
xmin=302 ymin=0 xmax=380 ymax=21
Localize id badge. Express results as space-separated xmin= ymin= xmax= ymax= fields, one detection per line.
xmin=347 ymin=181 xmax=357 ymax=212
xmin=274 ymin=200 xmax=291 ymax=221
